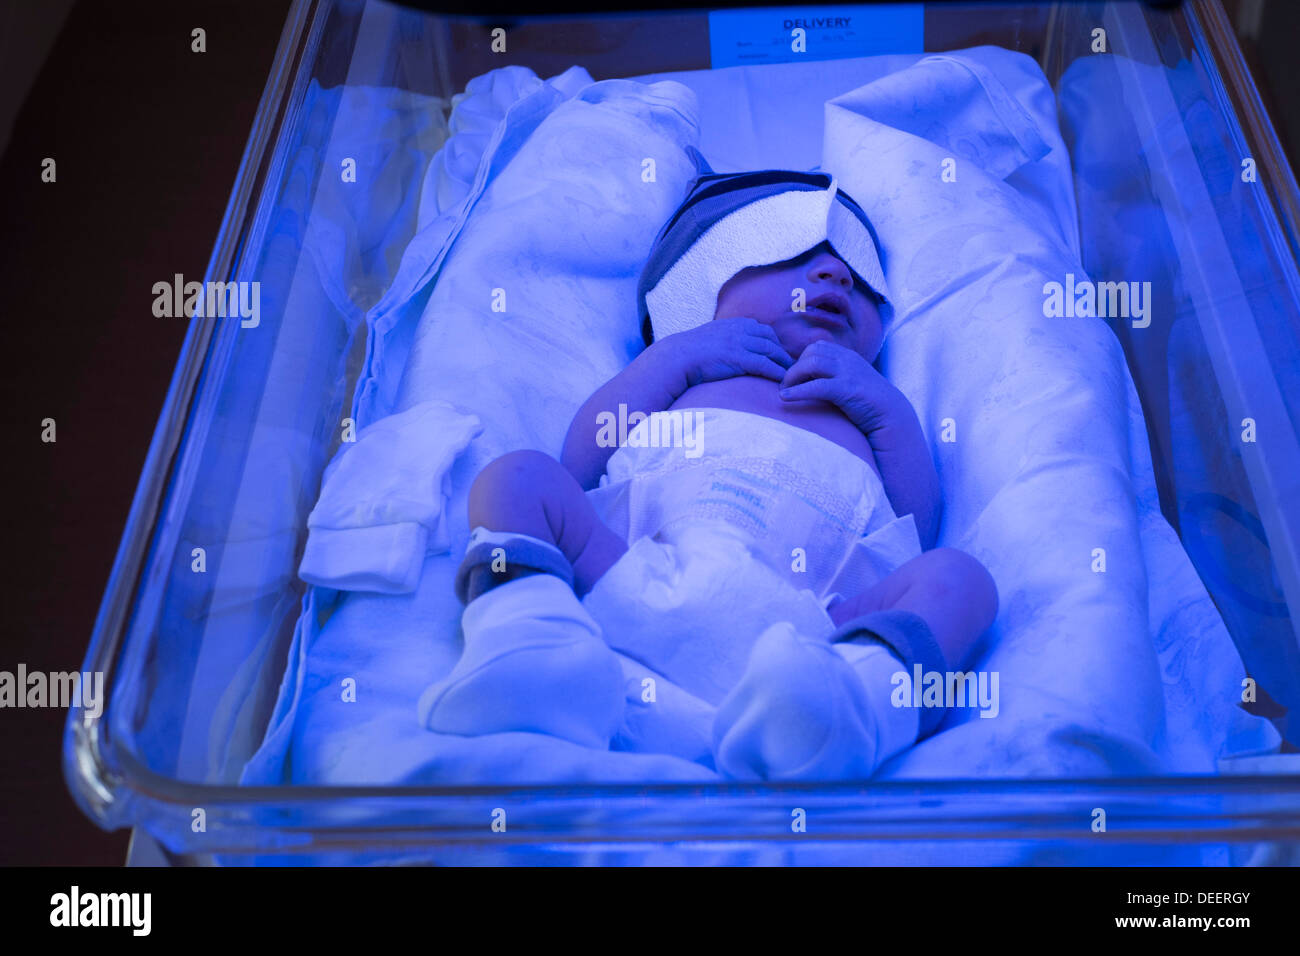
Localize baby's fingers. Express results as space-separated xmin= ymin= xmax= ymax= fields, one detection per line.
xmin=743 ymin=355 xmax=793 ymax=382
xmin=732 ymin=316 xmax=786 ymax=345
xmin=746 ymin=334 xmax=794 ymax=369
xmin=779 ymin=350 xmax=834 ymax=388
xmin=778 ymin=378 xmax=838 ymax=403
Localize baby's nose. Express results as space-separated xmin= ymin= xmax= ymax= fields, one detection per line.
xmin=809 ymin=253 xmax=852 ymax=287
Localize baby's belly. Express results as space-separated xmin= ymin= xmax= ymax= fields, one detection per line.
xmin=669 ymin=376 xmax=880 ymax=478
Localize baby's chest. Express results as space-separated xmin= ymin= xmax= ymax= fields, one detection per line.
xmin=670 ymin=376 xmax=880 ymax=477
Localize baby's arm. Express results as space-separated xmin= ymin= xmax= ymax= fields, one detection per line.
xmin=561 ymin=317 xmax=792 ymax=489
xmin=861 ymin=399 xmax=941 ymax=549
xmin=561 ymin=341 xmax=690 ymax=490
xmin=779 ymin=341 xmax=941 ymax=548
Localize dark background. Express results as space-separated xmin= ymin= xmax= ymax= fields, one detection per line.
xmin=0 ymin=0 xmax=291 ymax=866
xmin=0 ymin=0 xmax=1296 ymax=866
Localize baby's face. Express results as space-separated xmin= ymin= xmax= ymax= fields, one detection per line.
xmin=713 ymin=242 xmax=884 ymax=361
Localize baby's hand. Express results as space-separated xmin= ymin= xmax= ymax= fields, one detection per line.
xmin=658 ymin=316 xmax=794 ymax=389
xmin=782 ymin=341 xmax=939 ymax=546
xmin=778 ymin=340 xmax=907 ymax=435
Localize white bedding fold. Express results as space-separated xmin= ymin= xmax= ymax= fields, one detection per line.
xmin=299 ymin=400 xmax=482 ymax=593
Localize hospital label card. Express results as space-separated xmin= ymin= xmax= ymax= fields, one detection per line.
xmin=708 ymin=5 xmax=924 ymax=68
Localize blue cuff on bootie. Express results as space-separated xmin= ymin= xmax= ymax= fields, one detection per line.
xmin=453 ymin=527 xmax=575 ymax=604
xmin=830 ymin=609 xmax=949 ymax=738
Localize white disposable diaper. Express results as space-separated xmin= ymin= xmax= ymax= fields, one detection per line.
xmin=588 ymin=407 xmax=922 ymax=601
xmin=582 ymin=520 xmax=835 ymax=705
xmin=582 ymin=407 xmax=923 ymax=703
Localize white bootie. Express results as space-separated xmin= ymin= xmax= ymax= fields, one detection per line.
xmin=712 ymin=621 xmax=918 ymax=780
xmin=419 ymin=573 xmax=625 ymax=749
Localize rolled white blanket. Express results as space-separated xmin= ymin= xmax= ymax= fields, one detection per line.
xmin=299 ymin=399 xmax=482 ymax=594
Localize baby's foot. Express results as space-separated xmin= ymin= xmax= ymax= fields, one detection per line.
xmin=420 ymin=573 xmax=625 ymax=749
xmin=712 ymin=621 xmax=917 ymax=780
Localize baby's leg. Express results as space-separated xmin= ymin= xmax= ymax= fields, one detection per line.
xmin=829 ymin=547 xmax=998 ymax=672
xmin=711 ymin=548 xmax=997 ymax=780
xmin=420 ymin=451 xmax=629 ymax=748
xmin=465 ymin=449 xmax=627 ymax=597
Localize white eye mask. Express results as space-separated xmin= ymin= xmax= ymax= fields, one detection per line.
xmin=636 ymin=168 xmax=889 ymax=343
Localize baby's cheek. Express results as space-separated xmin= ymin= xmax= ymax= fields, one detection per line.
xmin=857 ymin=316 xmax=884 ymax=359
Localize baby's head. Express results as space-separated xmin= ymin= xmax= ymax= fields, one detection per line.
xmin=712 ymin=241 xmax=885 ymax=361
xmin=638 ymin=167 xmax=890 ymax=360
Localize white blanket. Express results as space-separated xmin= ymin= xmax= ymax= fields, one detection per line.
xmin=820 ymin=53 xmax=1277 ymax=777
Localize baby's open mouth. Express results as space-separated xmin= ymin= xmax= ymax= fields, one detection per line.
xmin=803 ymin=292 xmax=849 ymax=322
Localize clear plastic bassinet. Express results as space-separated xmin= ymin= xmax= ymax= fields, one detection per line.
xmin=64 ymin=0 xmax=1300 ymax=865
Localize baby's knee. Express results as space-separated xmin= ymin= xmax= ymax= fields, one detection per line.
xmin=925 ymin=547 xmax=998 ymax=631
xmin=468 ymin=449 xmax=571 ymax=535
xmin=470 ymin=449 xmax=565 ymax=503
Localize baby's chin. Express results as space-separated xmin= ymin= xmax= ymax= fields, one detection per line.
xmin=775 ymin=319 xmax=851 ymax=359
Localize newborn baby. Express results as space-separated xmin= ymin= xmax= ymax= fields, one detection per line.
xmin=420 ymin=169 xmax=997 ymax=780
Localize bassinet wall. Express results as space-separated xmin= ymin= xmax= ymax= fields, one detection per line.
xmin=63 ymin=0 xmax=1300 ymax=866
